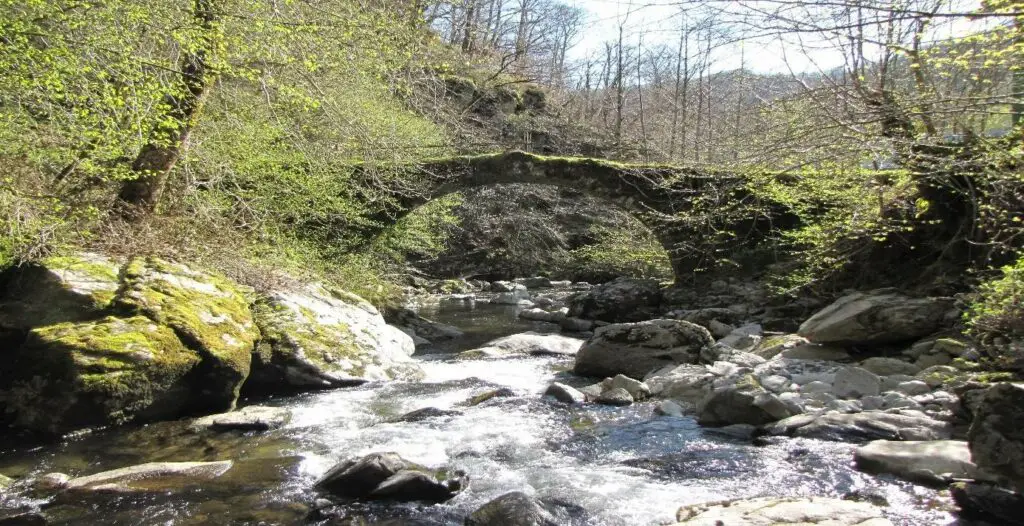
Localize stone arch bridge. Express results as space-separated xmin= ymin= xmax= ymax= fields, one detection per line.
xmin=360 ymin=151 xmax=793 ymax=281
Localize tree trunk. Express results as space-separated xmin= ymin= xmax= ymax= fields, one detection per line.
xmin=116 ymin=0 xmax=220 ymax=219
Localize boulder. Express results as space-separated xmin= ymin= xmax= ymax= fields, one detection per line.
xmin=465 ymin=492 xmax=563 ymax=526
xmin=855 ymin=440 xmax=986 ymax=485
xmin=559 ymin=317 xmax=594 ymax=332
xmin=567 ymin=277 xmax=662 ymax=323
xmin=315 ymin=452 xmax=407 ymax=498
xmin=468 ymin=332 xmax=583 ymax=357
xmin=778 ymin=343 xmax=850 ymax=361
xmin=644 ymin=364 xmax=715 ymax=405
xmin=764 ymin=411 xmax=952 ymax=442
xmin=603 ymin=374 xmax=650 ymax=400
xmin=544 ymin=383 xmax=587 ymax=404
xmin=314 ymin=453 xmax=462 ymax=503
xmin=833 ymin=367 xmax=881 ymax=399
xmin=189 ymin=405 xmax=291 ymax=432
xmin=64 ymin=461 xmax=233 ymax=493
xmin=698 ymin=376 xmax=794 ymax=426
xmin=951 ymin=482 xmax=1024 ymax=525
xmin=367 ymin=470 xmax=461 ymax=503
xmin=0 ymin=253 xmax=121 ymax=331
xmin=968 ymin=382 xmax=1024 ymax=491
xmin=595 ymin=387 xmax=634 ymax=406
xmin=115 ymin=257 xmax=259 ymax=412
xmin=5 ymin=315 xmax=200 ymax=435
xmin=673 ymin=496 xmax=891 ymax=525
xmin=491 ymin=281 xmax=519 ymax=292
xmin=248 ymin=283 xmax=420 ymax=394
xmin=798 ymin=290 xmax=955 ymax=346
xmin=573 ymin=319 xmax=712 ymax=379
xmin=860 ymin=357 xmax=921 ymax=377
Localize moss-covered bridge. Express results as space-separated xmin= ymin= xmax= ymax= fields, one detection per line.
xmin=363 ymin=151 xmax=793 ymax=280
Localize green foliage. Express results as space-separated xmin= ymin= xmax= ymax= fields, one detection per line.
xmin=966 ymin=255 xmax=1024 ymax=340
xmin=565 ymin=225 xmax=673 ymax=282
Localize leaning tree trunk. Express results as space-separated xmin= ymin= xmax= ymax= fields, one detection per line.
xmin=116 ymin=0 xmax=220 ymax=219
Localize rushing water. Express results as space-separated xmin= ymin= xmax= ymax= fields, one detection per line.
xmin=0 ymin=296 xmax=957 ymax=525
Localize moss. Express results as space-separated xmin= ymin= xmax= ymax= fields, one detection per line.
xmin=973 ymin=371 xmax=1017 ymax=383
xmin=116 ymin=257 xmax=259 ymax=411
xmin=252 ymin=294 xmax=367 ymax=377
xmin=6 ymin=315 xmax=199 ymax=434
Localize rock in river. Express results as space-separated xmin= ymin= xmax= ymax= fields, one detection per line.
xmin=466 ymin=491 xmax=582 ymax=526
xmin=63 ymin=461 xmax=234 ymax=493
xmin=673 ymin=496 xmax=892 ymax=525
xmin=798 ymin=290 xmax=955 ymax=346
xmin=189 ymin=405 xmax=291 ymax=432
xmin=855 ymin=440 xmax=986 ymax=485
xmin=968 ymin=382 xmax=1024 ymax=491
xmin=314 ymin=452 xmax=462 ymax=503
xmin=573 ymin=319 xmax=712 ymax=379
xmin=567 ymin=277 xmax=662 ymax=323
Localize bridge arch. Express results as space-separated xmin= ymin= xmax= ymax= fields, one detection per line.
xmin=364 ymin=151 xmax=781 ymax=282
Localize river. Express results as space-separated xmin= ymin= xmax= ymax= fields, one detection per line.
xmin=0 ymin=294 xmax=955 ymax=525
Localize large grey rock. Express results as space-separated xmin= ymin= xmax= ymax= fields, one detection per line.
xmin=367 ymin=470 xmax=462 ymax=503
xmin=855 ymin=440 xmax=987 ymax=485
xmin=519 ymin=308 xmax=566 ymax=323
xmin=673 ymin=496 xmax=891 ymax=525
xmin=798 ymin=291 xmax=955 ymax=346
xmin=698 ymin=378 xmax=794 ymax=427
xmin=468 ymin=332 xmax=583 ymax=357
xmin=833 ymin=367 xmax=881 ymax=399
xmin=64 ymin=461 xmax=233 ymax=493
xmin=189 ymin=405 xmax=291 ymax=432
xmin=315 ymin=452 xmax=407 ymax=497
xmin=573 ymin=319 xmax=712 ymax=379
xmin=603 ymin=374 xmax=650 ymax=399
xmin=567 ymin=277 xmax=662 ymax=323
xmin=969 ymin=383 xmax=1024 ymax=491
xmin=951 ymin=482 xmax=1024 ymax=526
xmin=249 ymin=284 xmax=421 ymax=394
xmin=764 ymin=411 xmax=952 ymax=442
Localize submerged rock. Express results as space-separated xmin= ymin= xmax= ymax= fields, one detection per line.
xmin=673 ymin=496 xmax=891 ymax=525
xmin=573 ymin=319 xmax=712 ymax=379
xmin=968 ymin=382 xmax=1024 ymax=491
xmin=798 ymin=290 xmax=955 ymax=346
xmin=248 ymin=283 xmax=420 ymax=394
xmin=391 ymin=407 xmax=462 ymax=422
xmin=855 ymin=440 xmax=985 ymax=485
xmin=567 ymin=277 xmax=662 ymax=323
xmin=64 ymin=461 xmax=233 ymax=493
xmin=466 ymin=491 xmax=582 ymax=526
xmin=386 ymin=308 xmax=464 ymax=341
xmin=189 ymin=405 xmax=291 ymax=432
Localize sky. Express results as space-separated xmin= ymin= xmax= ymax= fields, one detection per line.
xmin=565 ymin=0 xmax=991 ymax=75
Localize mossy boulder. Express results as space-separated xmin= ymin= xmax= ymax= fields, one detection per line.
xmin=116 ymin=257 xmax=258 ymax=413
xmin=247 ymin=284 xmax=420 ymax=394
xmin=0 ymin=253 xmax=121 ymax=332
xmin=3 ymin=316 xmax=200 ymax=435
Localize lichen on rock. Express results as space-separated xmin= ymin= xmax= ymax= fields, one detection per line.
xmin=4 ymin=315 xmax=199 ymax=435
xmin=248 ymin=283 xmax=420 ymax=394
xmin=115 ymin=257 xmax=258 ymax=412
xmin=0 ymin=252 xmax=122 ymax=331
